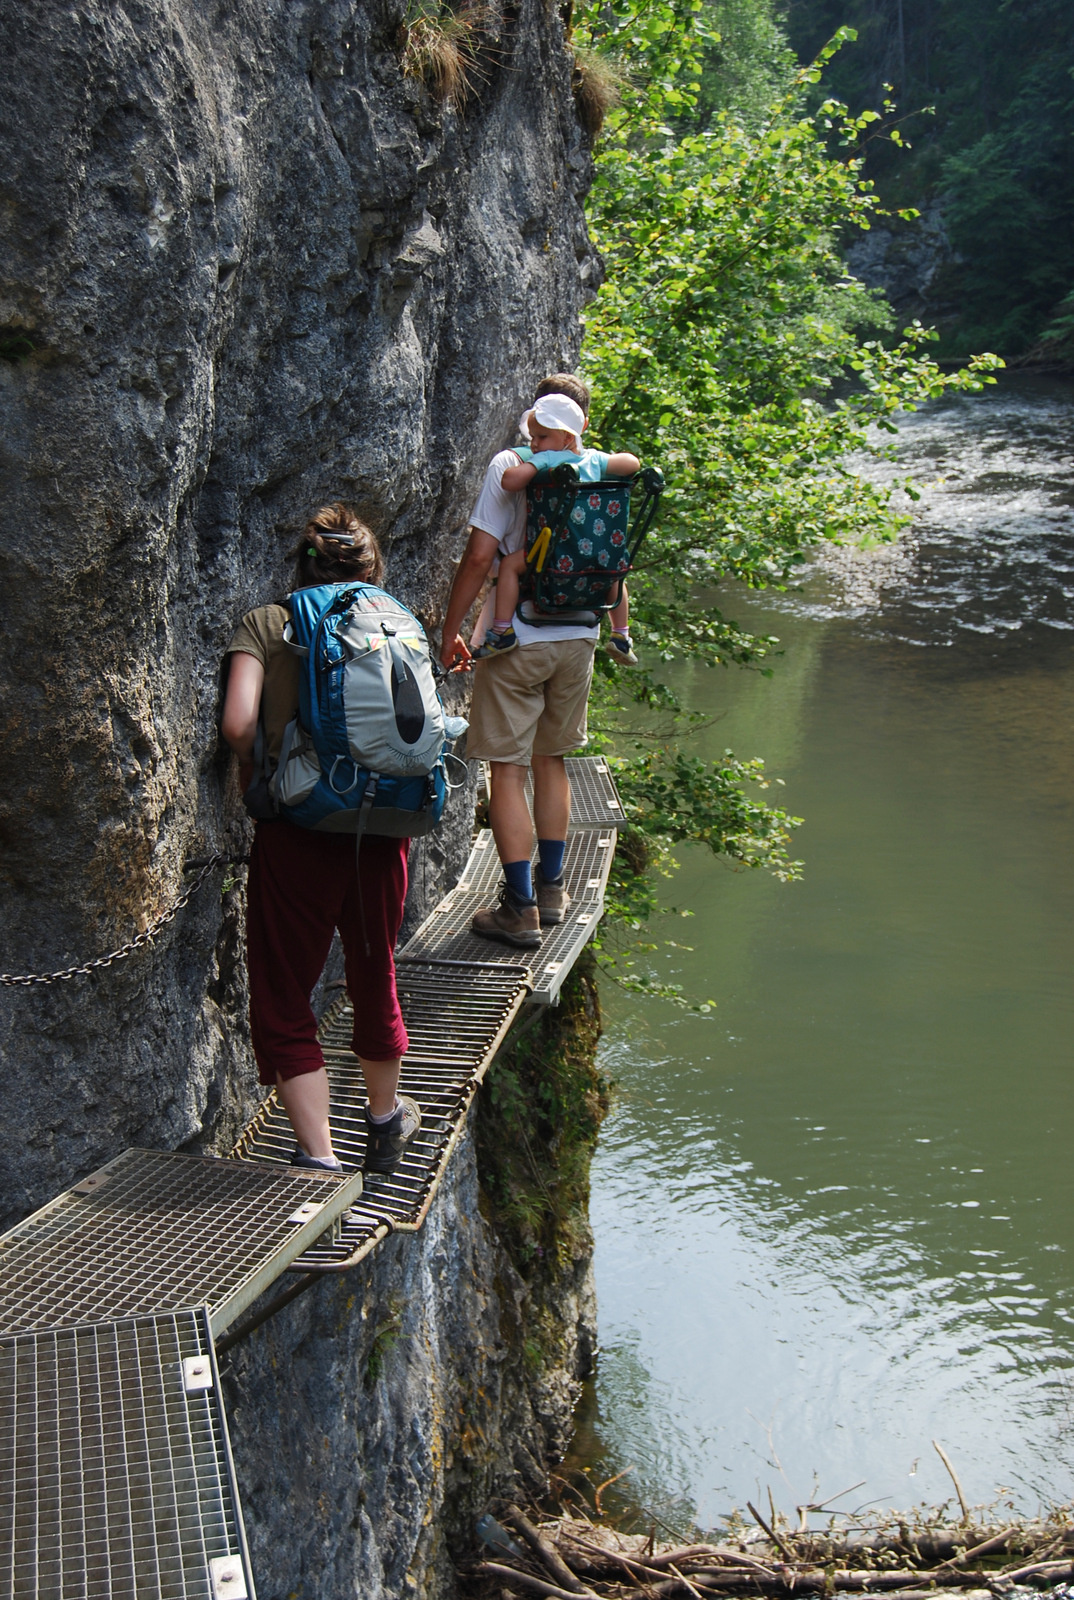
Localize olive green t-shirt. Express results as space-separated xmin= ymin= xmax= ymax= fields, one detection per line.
xmin=226 ymin=604 xmax=301 ymax=767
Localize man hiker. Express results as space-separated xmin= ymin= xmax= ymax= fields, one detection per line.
xmin=438 ymin=375 xmax=599 ymax=948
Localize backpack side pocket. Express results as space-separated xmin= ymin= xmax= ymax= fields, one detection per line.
xmin=272 ymin=719 xmax=322 ymax=808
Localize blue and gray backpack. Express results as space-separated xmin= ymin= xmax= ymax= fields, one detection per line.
xmin=257 ymin=582 xmax=464 ymax=838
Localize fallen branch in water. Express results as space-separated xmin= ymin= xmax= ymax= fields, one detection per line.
xmin=932 ymin=1442 xmax=970 ymax=1522
xmin=462 ymin=1509 xmax=1074 ymax=1600
xmin=505 ymin=1507 xmax=601 ymax=1599
xmin=478 ymin=1562 xmax=587 ymax=1600
xmin=747 ymin=1504 xmax=796 ymax=1563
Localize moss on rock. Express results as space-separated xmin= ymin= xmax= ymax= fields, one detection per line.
xmin=475 ymin=954 xmax=611 ymax=1280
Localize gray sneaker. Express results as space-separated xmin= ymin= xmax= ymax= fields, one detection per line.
xmin=535 ymin=871 xmax=571 ymax=926
xmin=363 ymin=1095 xmax=421 ymax=1177
xmin=290 ymin=1147 xmax=356 ymax=1177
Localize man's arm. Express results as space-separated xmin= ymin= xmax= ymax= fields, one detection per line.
xmin=439 ymin=526 xmax=501 ymax=670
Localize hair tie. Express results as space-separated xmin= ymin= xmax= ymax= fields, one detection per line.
xmin=307 ymin=546 xmax=317 ymax=556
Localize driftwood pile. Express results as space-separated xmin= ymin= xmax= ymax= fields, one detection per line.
xmin=463 ymin=1505 xmax=1074 ymax=1600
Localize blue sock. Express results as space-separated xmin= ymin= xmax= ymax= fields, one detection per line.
xmin=538 ymin=839 xmax=566 ymax=883
xmin=503 ymin=859 xmax=535 ymax=903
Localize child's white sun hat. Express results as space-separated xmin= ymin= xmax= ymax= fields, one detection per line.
xmin=531 ymin=394 xmax=587 ymax=436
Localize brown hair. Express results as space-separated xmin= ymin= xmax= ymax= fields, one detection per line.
xmin=535 ymin=372 xmax=591 ymax=416
xmin=290 ymin=503 xmax=385 ymax=589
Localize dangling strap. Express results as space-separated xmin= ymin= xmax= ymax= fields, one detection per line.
xmin=354 ymin=776 xmax=379 ymax=958
xmin=527 ymin=520 xmax=554 ymax=572
xmin=241 ymin=718 xmax=279 ymax=820
xmin=269 ymin=718 xmax=299 ymax=805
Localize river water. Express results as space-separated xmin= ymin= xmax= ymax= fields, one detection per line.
xmin=567 ymin=374 xmax=1074 ymax=1531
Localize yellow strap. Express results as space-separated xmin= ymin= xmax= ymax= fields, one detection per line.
xmin=528 ymin=521 xmax=554 ymax=573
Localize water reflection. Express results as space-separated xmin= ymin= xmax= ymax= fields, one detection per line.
xmin=570 ymin=375 xmax=1074 ymax=1530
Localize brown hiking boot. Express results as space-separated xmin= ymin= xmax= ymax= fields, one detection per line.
xmin=472 ymin=888 xmax=542 ymax=948
xmin=536 ymin=872 xmax=570 ymax=926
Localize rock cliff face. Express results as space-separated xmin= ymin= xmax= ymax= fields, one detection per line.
xmin=227 ymin=956 xmax=604 ymax=1599
xmin=0 ymin=0 xmax=596 ymax=1222
xmin=0 ymin=3 xmax=602 ymax=1593
xmin=223 ymin=1115 xmax=597 ymax=1599
xmin=844 ymin=201 xmax=960 ymax=327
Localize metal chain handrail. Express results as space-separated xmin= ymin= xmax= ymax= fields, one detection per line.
xmin=0 ymin=854 xmax=248 ymax=988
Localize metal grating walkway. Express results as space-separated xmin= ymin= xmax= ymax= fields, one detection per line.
xmin=230 ymin=962 xmax=532 ymax=1271
xmin=0 ymin=756 xmax=621 ymax=1591
xmin=0 ymin=1308 xmax=254 ymax=1599
xmin=228 ymin=767 xmax=621 ymax=1268
xmin=0 ymin=1151 xmax=362 ymax=1340
xmin=553 ymin=757 xmax=626 ymax=828
xmin=396 ymin=826 xmax=616 ymax=1002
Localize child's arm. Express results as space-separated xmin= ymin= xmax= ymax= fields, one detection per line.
xmin=501 ymin=459 xmax=537 ymax=492
xmin=606 ymin=451 xmax=640 ymax=477
xmin=510 ymin=448 xmax=579 ymax=485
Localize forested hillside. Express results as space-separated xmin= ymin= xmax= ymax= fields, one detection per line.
xmin=783 ymin=0 xmax=1074 ymax=357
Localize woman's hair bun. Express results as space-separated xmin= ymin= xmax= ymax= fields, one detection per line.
xmin=290 ymin=503 xmax=384 ymax=588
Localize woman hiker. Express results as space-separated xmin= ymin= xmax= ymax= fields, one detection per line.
xmin=221 ymin=503 xmax=421 ymax=1176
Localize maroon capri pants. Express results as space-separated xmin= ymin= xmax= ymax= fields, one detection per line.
xmin=246 ymin=820 xmax=410 ymax=1084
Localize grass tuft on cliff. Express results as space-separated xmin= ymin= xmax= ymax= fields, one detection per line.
xmin=402 ymin=4 xmax=483 ymax=107
xmin=572 ymin=48 xmax=626 ymax=137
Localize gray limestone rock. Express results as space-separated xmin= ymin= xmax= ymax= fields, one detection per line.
xmin=844 ymin=200 xmax=960 ymax=324
xmin=221 ymin=1125 xmax=596 ymax=1598
xmin=0 ymin=0 xmax=597 ymax=1221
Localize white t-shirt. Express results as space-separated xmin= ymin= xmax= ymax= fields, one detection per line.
xmin=468 ymin=449 xmax=601 ymax=648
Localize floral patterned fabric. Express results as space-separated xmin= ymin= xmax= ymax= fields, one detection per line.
xmin=523 ymin=467 xmax=634 ymax=615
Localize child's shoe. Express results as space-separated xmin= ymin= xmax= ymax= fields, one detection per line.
xmin=605 ymin=631 xmax=639 ymax=667
xmin=474 ymin=627 xmax=518 ymax=659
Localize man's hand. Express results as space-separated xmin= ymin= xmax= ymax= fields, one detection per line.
xmin=439 ymin=526 xmax=500 ymax=674
xmin=440 ymin=632 xmax=473 ymax=673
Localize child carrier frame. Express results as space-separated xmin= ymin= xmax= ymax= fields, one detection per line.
xmin=517 ymin=462 xmax=665 ymax=627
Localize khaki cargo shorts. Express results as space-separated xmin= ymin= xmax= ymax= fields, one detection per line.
xmin=467 ymin=638 xmax=597 ymax=766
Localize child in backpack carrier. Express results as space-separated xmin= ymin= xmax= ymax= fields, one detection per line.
xmin=472 ymin=393 xmax=641 ymax=666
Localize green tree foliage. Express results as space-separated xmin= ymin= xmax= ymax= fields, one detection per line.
xmin=782 ymin=0 xmax=1074 ymax=356
xmin=570 ymin=0 xmax=999 ymax=985
xmin=691 ymin=0 xmax=799 ymax=128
